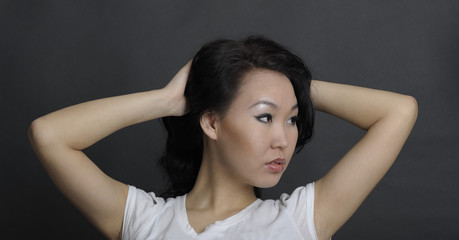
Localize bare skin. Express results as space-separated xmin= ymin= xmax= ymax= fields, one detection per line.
xmin=29 ymin=62 xmax=417 ymax=239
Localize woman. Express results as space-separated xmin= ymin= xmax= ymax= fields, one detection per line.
xmin=29 ymin=36 xmax=417 ymax=240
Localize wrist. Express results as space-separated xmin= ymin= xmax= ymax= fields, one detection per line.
xmin=155 ymin=88 xmax=188 ymax=117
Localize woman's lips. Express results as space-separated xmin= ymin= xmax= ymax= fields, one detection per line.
xmin=265 ymin=158 xmax=285 ymax=172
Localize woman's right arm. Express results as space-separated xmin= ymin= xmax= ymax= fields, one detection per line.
xmin=28 ymin=62 xmax=190 ymax=239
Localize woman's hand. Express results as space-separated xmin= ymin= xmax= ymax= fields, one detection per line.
xmin=163 ymin=61 xmax=191 ymax=116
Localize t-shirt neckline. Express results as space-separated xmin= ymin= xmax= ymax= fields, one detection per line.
xmin=177 ymin=194 xmax=262 ymax=236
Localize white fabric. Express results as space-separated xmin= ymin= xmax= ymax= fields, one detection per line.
xmin=122 ymin=183 xmax=318 ymax=240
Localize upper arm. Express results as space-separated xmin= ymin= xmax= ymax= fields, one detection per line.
xmin=29 ymin=118 xmax=129 ymax=240
xmin=313 ymin=95 xmax=418 ymax=239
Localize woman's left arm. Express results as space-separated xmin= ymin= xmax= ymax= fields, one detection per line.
xmin=311 ymin=80 xmax=418 ymax=240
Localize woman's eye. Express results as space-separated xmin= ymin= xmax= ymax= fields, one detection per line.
xmin=287 ymin=116 xmax=298 ymax=125
xmin=256 ymin=114 xmax=272 ymax=123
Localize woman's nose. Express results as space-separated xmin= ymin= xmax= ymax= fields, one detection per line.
xmin=271 ymin=124 xmax=289 ymax=149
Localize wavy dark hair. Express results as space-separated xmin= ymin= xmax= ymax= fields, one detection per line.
xmin=159 ymin=35 xmax=314 ymax=198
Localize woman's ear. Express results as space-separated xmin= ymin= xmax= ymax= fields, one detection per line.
xmin=200 ymin=111 xmax=218 ymax=140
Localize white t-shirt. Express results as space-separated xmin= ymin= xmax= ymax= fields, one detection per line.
xmin=122 ymin=183 xmax=318 ymax=240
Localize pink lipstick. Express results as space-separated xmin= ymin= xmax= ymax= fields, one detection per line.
xmin=265 ymin=158 xmax=285 ymax=172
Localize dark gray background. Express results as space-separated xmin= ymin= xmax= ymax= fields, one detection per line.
xmin=2 ymin=0 xmax=458 ymax=239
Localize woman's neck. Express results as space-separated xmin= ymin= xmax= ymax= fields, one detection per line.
xmin=184 ymin=141 xmax=258 ymax=233
xmin=186 ymin=150 xmax=257 ymax=213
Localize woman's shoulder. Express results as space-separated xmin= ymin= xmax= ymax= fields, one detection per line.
xmin=122 ymin=185 xmax=186 ymax=239
xmin=251 ymin=182 xmax=315 ymax=219
xmin=248 ymin=182 xmax=318 ymax=240
xmin=279 ymin=182 xmax=315 ymax=205
xmin=123 ymin=186 xmax=185 ymax=225
xmin=125 ymin=185 xmax=184 ymax=209
xmin=258 ymin=182 xmax=314 ymax=207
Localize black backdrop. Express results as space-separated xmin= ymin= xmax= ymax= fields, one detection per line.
xmin=2 ymin=1 xmax=458 ymax=239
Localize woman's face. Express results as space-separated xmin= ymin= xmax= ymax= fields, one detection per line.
xmin=213 ymin=68 xmax=299 ymax=188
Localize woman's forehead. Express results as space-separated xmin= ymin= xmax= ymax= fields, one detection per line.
xmin=233 ymin=69 xmax=297 ymax=108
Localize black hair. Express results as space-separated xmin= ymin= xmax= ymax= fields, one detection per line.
xmin=159 ymin=35 xmax=314 ymax=198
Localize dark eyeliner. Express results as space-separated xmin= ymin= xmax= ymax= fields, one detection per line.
xmin=255 ymin=114 xmax=272 ymax=123
xmin=288 ymin=116 xmax=298 ymax=125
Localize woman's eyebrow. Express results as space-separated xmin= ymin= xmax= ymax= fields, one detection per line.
xmin=249 ymin=100 xmax=278 ymax=109
xmin=249 ymin=100 xmax=298 ymax=111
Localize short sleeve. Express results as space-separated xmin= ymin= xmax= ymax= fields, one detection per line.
xmin=122 ymin=185 xmax=165 ymax=240
xmin=280 ymin=182 xmax=318 ymax=240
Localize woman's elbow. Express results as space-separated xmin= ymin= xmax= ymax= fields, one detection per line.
xmin=397 ymin=95 xmax=418 ymax=126
xmin=28 ymin=117 xmax=58 ymax=150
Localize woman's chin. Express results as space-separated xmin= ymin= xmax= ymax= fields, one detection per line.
xmin=253 ymin=175 xmax=283 ymax=189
